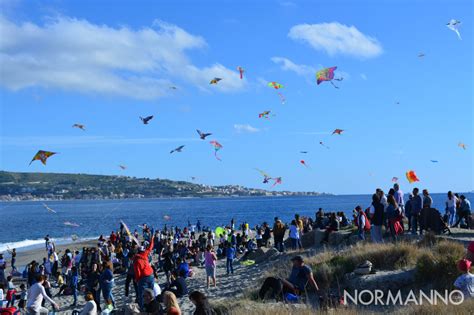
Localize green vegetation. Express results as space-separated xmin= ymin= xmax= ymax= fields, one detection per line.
xmin=0 ymin=171 xmax=324 ymax=200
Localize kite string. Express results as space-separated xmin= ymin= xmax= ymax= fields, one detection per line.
xmin=78 ymin=199 xmax=127 ymax=240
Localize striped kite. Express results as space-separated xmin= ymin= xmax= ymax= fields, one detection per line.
xmin=210 ymin=140 xmax=223 ymax=161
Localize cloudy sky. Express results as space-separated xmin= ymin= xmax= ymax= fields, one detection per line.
xmin=0 ymin=0 xmax=472 ymax=194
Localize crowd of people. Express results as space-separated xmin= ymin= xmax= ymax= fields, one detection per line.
xmin=0 ymin=186 xmax=472 ymax=313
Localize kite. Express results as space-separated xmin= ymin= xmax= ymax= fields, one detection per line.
xmin=197 ymin=129 xmax=212 ymax=140
xmin=119 ymin=165 xmax=127 ymax=170
xmin=237 ymin=66 xmax=245 ymax=79
xmin=209 ymin=141 xmax=223 ymax=161
xmin=430 ymin=160 xmax=439 ymax=163
xmin=316 ymin=66 xmax=343 ymax=89
xmin=255 ymin=168 xmax=273 ymax=184
xmin=140 ymin=115 xmax=154 ymax=125
xmin=210 ymin=78 xmax=222 ymax=84
xmin=392 ymin=177 xmax=399 ymax=182
xmin=71 ymin=234 xmax=79 ymax=242
xmin=30 ymin=150 xmax=57 ymax=165
xmin=300 ymin=160 xmax=310 ymax=168
xmin=170 ymin=145 xmax=185 ymax=154
xmin=418 ymin=53 xmax=425 ymax=58
xmin=43 ymin=203 xmax=56 ymax=214
xmin=64 ymin=221 xmax=80 ymax=227
xmin=332 ymin=129 xmax=344 ymax=135
xmin=120 ymin=220 xmax=140 ymax=245
xmin=267 ymin=82 xmax=285 ymax=104
xmin=272 ymin=177 xmax=282 ymax=187
xmin=300 ymin=151 xmax=308 ymax=154
xmin=163 ymin=215 xmax=171 ymax=221
xmin=72 ymin=124 xmax=86 ymax=131
xmin=268 ymin=82 xmax=283 ymax=89
xmin=190 ymin=176 xmax=197 ymax=181
xmin=406 ymin=170 xmax=420 ymax=183
xmin=458 ymin=142 xmax=467 ymax=150
xmin=447 ymin=19 xmax=462 ymax=40
xmin=258 ymin=111 xmax=272 ymax=119
xmin=319 ymin=141 xmax=330 ymax=149
xmin=169 ymin=86 xmax=177 ymax=90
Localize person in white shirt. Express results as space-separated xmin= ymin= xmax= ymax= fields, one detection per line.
xmin=79 ymin=292 xmax=97 ymax=315
xmin=445 ymin=191 xmax=458 ymax=227
xmin=26 ymin=274 xmax=59 ymax=314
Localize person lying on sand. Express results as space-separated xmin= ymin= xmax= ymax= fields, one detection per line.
xmin=258 ymin=255 xmax=319 ymax=301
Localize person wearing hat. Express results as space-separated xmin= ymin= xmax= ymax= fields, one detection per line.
xmin=258 ymin=255 xmax=319 ymax=301
xmin=133 ymin=236 xmax=155 ymax=310
xmin=454 ymin=259 xmax=473 ymax=299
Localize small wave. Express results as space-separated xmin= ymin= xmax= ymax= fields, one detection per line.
xmin=0 ymin=236 xmax=98 ymax=253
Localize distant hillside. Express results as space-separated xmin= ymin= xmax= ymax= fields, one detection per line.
xmin=0 ymin=171 xmax=324 ymax=201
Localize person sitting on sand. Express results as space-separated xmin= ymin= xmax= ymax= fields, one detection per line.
xmin=166 ymin=270 xmax=188 ymax=298
xmin=189 ymin=291 xmax=214 ymax=315
xmin=143 ymin=288 xmax=163 ymax=314
xmin=454 ymin=259 xmax=473 ymax=299
xmin=26 ymin=274 xmax=60 ymax=314
xmin=73 ymin=292 xmax=97 ymax=315
xmin=163 ymin=291 xmax=181 ymax=315
xmin=258 ymin=255 xmax=319 ymax=301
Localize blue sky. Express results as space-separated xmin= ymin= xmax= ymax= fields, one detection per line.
xmin=0 ymin=0 xmax=472 ymax=194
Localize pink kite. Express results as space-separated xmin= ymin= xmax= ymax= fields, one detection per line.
xmin=210 ymin=141 xmax=223 ymax=161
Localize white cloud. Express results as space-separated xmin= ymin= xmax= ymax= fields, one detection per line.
xmin=270 ymin=57 xmax=315 ymax=76
xmin=0 ymin=16 xmax=245 ymax=99
xmin=360 ymin=73 xmax=367 ymax=80
xmin=233 ymin=124 xmax=260 ymax=133
xmin=288 ymin=22 xmax=383 ymax=58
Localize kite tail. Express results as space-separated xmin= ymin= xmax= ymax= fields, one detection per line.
xmin=278 ymin=92 xmax=285 ymax=104
xmin=214 ymin=152 xmax=222 ymax=161
xmin=330 ymin=81 xmax=339 ymax=89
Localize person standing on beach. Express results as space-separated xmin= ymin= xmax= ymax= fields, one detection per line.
xmin=7 ymin=248 xmax=16 ymax=272
xmin=272 ymin=217 xmax=286 ymax=252
xmin=204 ymin=245 xmax=217 ymax=288
xmin=26 ymin=274 xmax=60 ymax=314
xmin=289 ymin=220 xmax=302 ymax=250
xmin=393 ymin=184 xmax=404 ymax=214
xmin=369 ymin=194 xmax=384 ymax=243
xmin=133 ymin=236 xmax=155 ymax=310
xmin=225 ymin=243 xmax=235 ymax=275
xmin=404 ymin=194 xmax=413 ymax=231
xmin=422 ymin=189 xmax=433 ymax=208
xmin=0 ymin=254 xmax=6 ymax=286
xmin=99 ymin=261 xmax=115 ymax=309
xmin=452 ymin=195 xmax=472 ymax=229
xmin=445 ymin=191 xmax=458 ymax=227
xmin=411 ymin=188 xmax=423 ymax=235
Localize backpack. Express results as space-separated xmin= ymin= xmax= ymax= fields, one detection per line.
xmin=360 ymin=212 xmax=371 ymax=231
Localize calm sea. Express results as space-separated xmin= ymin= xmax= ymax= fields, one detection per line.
xmin=1 ymin=193 xmax=472 ymax=252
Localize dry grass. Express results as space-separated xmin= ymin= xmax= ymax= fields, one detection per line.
xmin=400 ymin=297 xmax=474 ymax=315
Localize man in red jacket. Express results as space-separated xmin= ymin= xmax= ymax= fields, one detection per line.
xmin=133 ymin=237 xmax=154 ymax=309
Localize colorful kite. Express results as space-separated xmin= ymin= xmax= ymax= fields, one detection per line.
xmin=268 ymin=82 xmax=283 ymax=89
xmin=300 ymin=160 xmax=310 ymax=168
xmin=170 ymin=145 xmax=185 ymax=154
xmin=210 ymin=78 xmax=222 ymax=84
xmin=43 ymin=203 xmax=56 ymax=214
xmin=316 ymin=66 xmax=343 ymax=89
xmin=392 ymin=177 xmax=399 ymax=182
xmin=332 ymin=129 xmax=344 ymax=135
xmin=64 ymin=221 xmax=80 ymax=227
xmin=272 ymin=177 xmax=282 ymax=187
xmin=210 ymin=141 xmax=223 ymax=161
xmin=447 ymin=19 xmax=462 ymax=40
xmin=140 ymin=115 xmax=154 ymax=125
xmin=406 ymin=170 xmax=420 ymax=183
xmin=458 ymin=142 xmax=467 ymax=150
xmin=30 ymin=150 xmax=57 ymax=165
xmin=237 ymin=66 xmax=245 ymax=79
xmin=72 ymin=123 xmax=86 ymax=131
xmin=197 ymin=129 xmax=212 ymax=140
xmin=319 ymin=141 xmax=330 ymax=149
xmin=255 ymin=168 xmax=272 ymax=184
xmin=120 ymin=220 xmax=140 ymax=244
xmin=258 ymin=111 xmax=272 ymax=119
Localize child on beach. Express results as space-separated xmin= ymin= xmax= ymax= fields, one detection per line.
xmin=18 ymin=283 xmax=27 ymax=310
xmin=454 ymin=259 xmax=473 ymax=299
xmin=225 ymin=243 xmax=235 ymax=275
xmin=204 ymin=245 xmax=217 ymax=288
xmin=5 ymin=276 xmax=16 ymax=307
